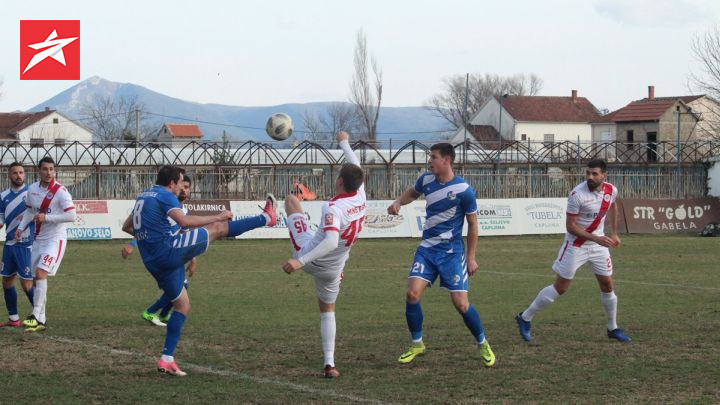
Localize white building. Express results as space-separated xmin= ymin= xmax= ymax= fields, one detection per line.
xmin=451 ymin=91 xmax=601 ymax=147
xmin=0 ymin=108 xmax=93 ymax=145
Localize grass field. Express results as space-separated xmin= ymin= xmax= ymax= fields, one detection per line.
xmin=0 ymin=235 xmax=718 ymax=404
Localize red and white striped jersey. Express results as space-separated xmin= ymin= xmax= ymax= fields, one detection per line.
xmin=24 ymin=180 xmax=75 ymax=241
xmin=564 ymin=181 xmax=618 ymax=247
xmin=303 ymin=185 xmax=366 ymax=270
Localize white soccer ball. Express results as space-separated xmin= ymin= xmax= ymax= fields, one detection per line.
xmin=265 ymin=113 xmax=293 ymax=141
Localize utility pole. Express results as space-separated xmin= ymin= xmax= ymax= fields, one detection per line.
xmin=462 ymin=73 xmax=469 ymax=163
xmin=135 ymin=108 xmax=140 ymax=144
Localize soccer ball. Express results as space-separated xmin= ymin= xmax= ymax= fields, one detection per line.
xmin=265 ymin=113 xmax=293 ymax=141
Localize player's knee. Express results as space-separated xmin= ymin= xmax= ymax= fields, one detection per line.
xmin=406 ymin=289 xmax=422 ymax=303
xmin=453 ymin=300 xmax=469 ymax=313
xmin=284 ymin=195 xmax=302 ymax=215
xmin=1 ymin=277 xmax=13 ymax=289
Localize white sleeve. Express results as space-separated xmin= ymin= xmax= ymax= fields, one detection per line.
xmin=566 ymin=191 xmax=581 ymax=215
xmin=45 ymin=189 xmax=76 ymax=224
xmin=339 ymin=139 xmax=360 ymax=167
xmin=18 ymin=206 xmax=34 ymax=231
xmin=297 ymin=231 xmax=340 ymax=266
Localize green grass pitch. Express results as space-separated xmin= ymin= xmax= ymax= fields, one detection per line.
xmin=0 ymin=235 xmax=718 ymax=403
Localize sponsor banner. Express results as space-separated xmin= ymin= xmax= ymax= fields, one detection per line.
xmin=184 ymin=199 xmax=230 ymax=215
xmin=622 ymin=197 xmax=720 ymax=233
xmin=409 ymin=198 xmax=568 ymax=237
xmin=362 ymin=200 xmax=413 ymax=238
xmin=520 ymin=199 xmax=567 ymax=234
xmin=229 ymin=200 xmax=324 ymax=239
xmin=68 ymin=199 xmax=133 ymax=240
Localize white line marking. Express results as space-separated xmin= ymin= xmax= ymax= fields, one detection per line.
xmin=6 ymin=331 xmax=386 ymax=404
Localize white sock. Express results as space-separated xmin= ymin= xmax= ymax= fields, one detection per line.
xmin=261 ymin=213 xmax=270 ymax=225
xmin=161 ymin=354 xmax=174 ymax=363
xmin=9 ymin=314 xmax=19 ymax=321
xmin=522 ymin=285 xmax=559 ymax=321
xmin=32 ymin=279 xmax=48 ymax=324
xmin=601 ymin=291 xmax=618 ymax=331
xmin=320 ymin=312 xmax=336 ymax=367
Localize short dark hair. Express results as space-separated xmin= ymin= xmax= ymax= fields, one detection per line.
xmin=38 ymin=156 xmax=55 ymax=168
xmin=587 ymin=158 xmax=607 ymax=172
xmin=339 ymin=163 xmax=364 ymax=192
xmin=430 ymin=143 xmax=455 ymax=162
xmin=156 ymin=165 xmax=185 ymax=187
xmin=8 ymin=162 xmax=23 ymax=171
xmin=183 ymin=174 xmax=191 ymax=185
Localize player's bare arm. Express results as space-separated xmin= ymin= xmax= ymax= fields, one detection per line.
xmin=465 ymin=213 xmax=479 ymax=275
xmin=122 ymin=214 xmax=134 ymax=236
xmin=608 ymin=202 xmax=621 ymax=247
xmin=168 ymin=208 xmax=233 ymax=229
xmin=186 ymin=258 xmax=197 ymax=277
xmin=336 ymin=130 xmax=349 ymax=143
xmin=388 ymin=187 xmax=421 ymax=215
xmin=566 ymin=214 xmax=615 ymax=248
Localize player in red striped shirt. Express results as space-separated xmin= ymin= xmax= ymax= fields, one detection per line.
xmin=515 ymin=159 xmax=631 ymax=343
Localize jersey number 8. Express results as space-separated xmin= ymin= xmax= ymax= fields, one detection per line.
xmin=132 ymin=200 xmax=145 ymax=229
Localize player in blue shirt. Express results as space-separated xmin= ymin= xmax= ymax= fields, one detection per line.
xmin=122 ymin=165 xmax=277 ymax=376
xmin=387 ymin=143 xmax=495 ymax=367
xmin=0 ymin=162 xmax=35 ymax=328
xmin=122 ymin=174 xmax=195 ymax=326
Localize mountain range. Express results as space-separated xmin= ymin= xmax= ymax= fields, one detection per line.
xmin=28 ymin=76 xmax=453 ymax=143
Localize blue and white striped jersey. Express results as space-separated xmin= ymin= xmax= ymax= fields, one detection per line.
xmin=414 ymin=172 xmax=477 ymax=252
xmin=0 ymin=186 xmax=34 ymax=247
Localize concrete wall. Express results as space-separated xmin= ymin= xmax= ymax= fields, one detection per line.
xmin=658 ymin=101 xmax=697 ymax=143
xmin=592 ymin=123 xmax=616 ymax=142
xmin=688 ymin=97 xmax=720 ymax=141
xmin=514 ymin=122 xmax=592 ymax=143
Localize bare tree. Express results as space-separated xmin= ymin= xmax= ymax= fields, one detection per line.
xmin=689 ymin=25 xmax=720 ymax=140
xmin=80 ymin=94 xmax=155 ymax=143
xmin=428 ymin=73 xmax=543 ymax=129
xmin=349 ymin=30 xmax=383 ymax=143
xmin=301 ymin=103 xmax=361 ymax=147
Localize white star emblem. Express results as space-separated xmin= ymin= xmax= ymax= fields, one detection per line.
xmin=22 ymin=29 xmax=78 ymax=74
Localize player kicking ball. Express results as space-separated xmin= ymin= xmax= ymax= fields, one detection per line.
xmin=123 ymin=165 xmax=277 ymax=376
xmin=388 ymin=143 xmax=495 ymax=367
xmin=282 ymin=130 xmax=366 ymax=379
xmin=122 ymin=174 xmax=195 ymax=327
xmin=515 ymin=159 xmax=631 ymax=343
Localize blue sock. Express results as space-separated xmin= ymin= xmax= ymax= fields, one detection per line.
xmin=162 ymin=311 xmax=187 ymax=356
xmin=147 ymin=295 xmax=170 ymax=314
xmin=227 ymin=215 xmax=266 ymax=237
xmin=461 ymin=305 xmax=486 ymax=344
xmin=405 ymin=301 xmax=423 ymax=341
xmin=3 ymin=286 xmax=18 ymax=317
xmin=25 ymin=287 xmax=34 ymax=306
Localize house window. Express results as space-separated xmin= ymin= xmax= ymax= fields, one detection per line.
xmin=626 ymin=130 xmax=634 ymax=150
xmin=521 ymin=134 xmax=527 ymax=141
xmin=30 ymin=138 xmax=44 ymax=147
xmin=543 ymin=134 xmax=554 ymax=146
xmin=53 ymin=118 xmax=59 ymax=124
xmin=54 ymin=138 xmax=66 ymax=146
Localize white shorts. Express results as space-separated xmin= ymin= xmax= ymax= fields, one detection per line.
xmin=288 ymin=213 xmax=342 ymax=304
xmin=552 ymin=241 xmax=612 ymax=280
xmin=31 ymin=238 xmax=67 ymax=277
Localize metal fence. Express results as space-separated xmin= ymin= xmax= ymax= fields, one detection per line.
xmin=1 ymin=139 xmax=719 ymax=166
xmin=1 ymin=164 xmax=705 ymax=200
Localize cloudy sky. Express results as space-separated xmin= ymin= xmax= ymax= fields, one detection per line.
xmin=1 ymin=0 xmax=719 ymax=112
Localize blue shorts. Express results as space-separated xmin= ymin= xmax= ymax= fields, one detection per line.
xmin=408 ymin=247 xmax=469 ymax=292
xmin=144 ymin=228 xmax=209 ymax=301
xmin=1 ymin=244 xmax=32 ymax=280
